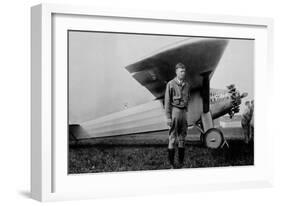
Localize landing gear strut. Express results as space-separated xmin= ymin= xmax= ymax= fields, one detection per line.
xmin=197 ymin=113 xmax=228 ymax=149
xmin=198 ymin=72 xmax=229 ymax=149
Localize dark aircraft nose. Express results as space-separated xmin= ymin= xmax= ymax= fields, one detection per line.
xmin=227 ymin=85 xmax=248 ymax=117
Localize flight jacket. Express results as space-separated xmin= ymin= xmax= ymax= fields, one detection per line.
xmin=164 ymin=77 xmax=191 ymax=120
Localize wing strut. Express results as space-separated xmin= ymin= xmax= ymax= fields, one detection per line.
xmin=199 ymin=71 xmax=229 ymax=149
xmin=201 ymin=71 xmax=212 ymax=113
xmin=199 ymin=71 xmax=214 ymax=132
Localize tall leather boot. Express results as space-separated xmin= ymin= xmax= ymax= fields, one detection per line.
xmin=168 ymin=148 xmax=175 ymax=169
xmin=178 ymin=147 xmax=185 ymax=168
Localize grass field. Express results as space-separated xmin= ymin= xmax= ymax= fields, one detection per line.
xmin=68 ymin=127 xmax=254 ymax=174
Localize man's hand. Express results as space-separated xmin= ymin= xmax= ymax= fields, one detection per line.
xmin=167 ymin=119 xmax=172 ymax=128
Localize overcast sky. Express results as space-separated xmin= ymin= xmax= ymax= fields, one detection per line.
xmin=68 ymin=31 xmax=254 ymax=124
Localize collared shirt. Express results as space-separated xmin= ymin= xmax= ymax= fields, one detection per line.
xmin=176 ymin=77 xmax=184 ymax=85
xmin=164 ymin=77 xmax=191 ymax=119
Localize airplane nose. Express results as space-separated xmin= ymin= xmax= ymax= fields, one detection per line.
xmin=227 ymin=84 xmax=247 ymax=117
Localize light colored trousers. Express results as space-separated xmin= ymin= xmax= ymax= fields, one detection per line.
xmin=168 ymin=106 xmax=188 ymax=149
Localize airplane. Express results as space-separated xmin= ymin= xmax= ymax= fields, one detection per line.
xmin=69 ymin=38 xmax=248 ymax=149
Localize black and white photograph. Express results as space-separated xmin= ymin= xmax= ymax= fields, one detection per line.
xmin=68 ymin=31 xmax=254 ymax=174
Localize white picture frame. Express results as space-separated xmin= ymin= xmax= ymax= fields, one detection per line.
xmin=31 ymin=3 xmax=274 ymax=202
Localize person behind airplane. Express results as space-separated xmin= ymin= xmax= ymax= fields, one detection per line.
xmin=249 ymin=100 xmax=254 ymax=141
xmin=164 ymin=62 xmax=191 ymax=169
xmin=241 ymin=101 xmax=252 ymax=143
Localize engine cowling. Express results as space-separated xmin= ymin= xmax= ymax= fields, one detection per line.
xmin=227 ymin=84 xmax=248 ymax=118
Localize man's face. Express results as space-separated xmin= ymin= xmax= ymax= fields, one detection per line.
xmin=176 ymin=68 xmax=186 ymax=80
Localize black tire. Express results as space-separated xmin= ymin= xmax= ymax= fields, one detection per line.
xmin=203 ymin=128 xmax=224 ymax=149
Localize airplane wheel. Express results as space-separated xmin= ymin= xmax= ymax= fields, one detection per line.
xmin=203 ymin=128 xmax=224 ymax=149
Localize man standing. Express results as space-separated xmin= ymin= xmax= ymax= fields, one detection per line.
xmin=249 ymin=100 xmax=254 ymax=141
xmin=241 ymin=101 xmax=252 ymax=143
xmin=164 ymin=63 xmax=190 ymax=169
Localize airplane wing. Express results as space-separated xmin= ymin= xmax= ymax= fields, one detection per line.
xmin=125 ymin=38 xmax=228 ymax=99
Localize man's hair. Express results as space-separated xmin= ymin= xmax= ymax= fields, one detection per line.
xmin=175 ymin=62 xmax=186 ymax=71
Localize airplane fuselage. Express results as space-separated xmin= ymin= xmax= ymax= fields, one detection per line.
xmin=73 ymin=88 xmax=237 ymax=139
